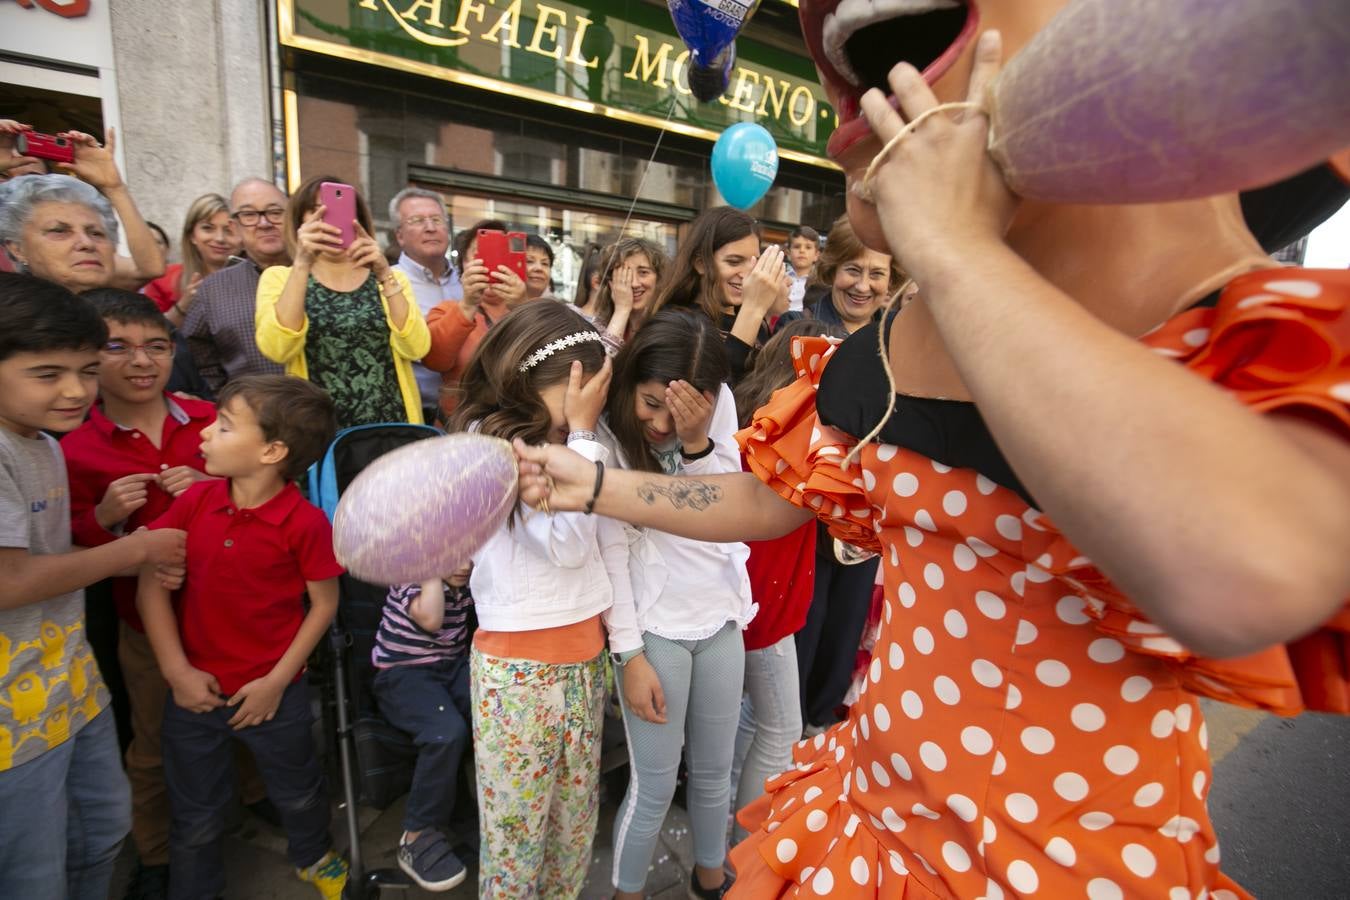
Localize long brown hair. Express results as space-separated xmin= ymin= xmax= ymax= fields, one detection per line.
xmin=733 ymin=319 xmax=846 ymax=428
xmin=178 ymin=192 xmax=230 ymax=298
xmin=589 ymin=237 xmax=669 ymax=329
xmin=447 ymin=302 xmax=606 ymax=446
xmin=606 ymin=308 xmax=729 ymax=473
xmin=648 ymin=207 xmax=759 ymax=325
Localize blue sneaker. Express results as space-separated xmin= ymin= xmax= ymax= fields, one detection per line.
xmin=398 ymin=830 xmax=467 ymax=892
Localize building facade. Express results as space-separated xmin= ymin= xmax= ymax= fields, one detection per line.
xmin=3 ymin=0 xmax=842 ymax=295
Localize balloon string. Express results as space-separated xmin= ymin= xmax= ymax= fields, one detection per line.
xmin=852 ymin=101 xmax=981 ymax=204
xmin=842 ymin=277 xmax=914 ymax=469
xmin=599 ymin=95 xmax=680 ymax=290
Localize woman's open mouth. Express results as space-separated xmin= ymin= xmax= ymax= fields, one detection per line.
xmin=803 ymin=0 xmax=978 ymax=162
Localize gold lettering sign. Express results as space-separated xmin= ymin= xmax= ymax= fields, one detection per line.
xmin=290 ymin=0 xmax=837 ymax=167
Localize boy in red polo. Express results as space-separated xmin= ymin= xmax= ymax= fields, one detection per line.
xmin=62 ymin=291 xmax=216 ymax=896
xmin=136 ymin=375 xmax=347 ymax=900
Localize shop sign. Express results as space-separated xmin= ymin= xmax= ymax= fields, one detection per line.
xmin=280 ymin=0 xmax=837 ymax=168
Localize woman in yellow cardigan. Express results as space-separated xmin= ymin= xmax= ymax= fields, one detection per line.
xmin=255 ymin=175 xmax=431 ymax=427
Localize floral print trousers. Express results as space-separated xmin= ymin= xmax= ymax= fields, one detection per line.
xmin=470 ymin=648 xmax=607 ymax=898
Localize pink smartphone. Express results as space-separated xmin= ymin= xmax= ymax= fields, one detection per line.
xmin=318 ymin=181 xmax=357 ymax=249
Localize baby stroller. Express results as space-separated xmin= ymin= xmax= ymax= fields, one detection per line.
xmin=309 ymin=422 xmax=441 ymax=899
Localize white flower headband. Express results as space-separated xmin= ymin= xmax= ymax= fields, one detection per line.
xmin=518 ymin=331 xmax=605 ymax=373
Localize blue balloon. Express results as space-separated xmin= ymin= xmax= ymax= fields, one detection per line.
xmin=667 ymin=0 xmax=761 ymax=101
xmin=712 ymin=122 xmax=779 ymax=210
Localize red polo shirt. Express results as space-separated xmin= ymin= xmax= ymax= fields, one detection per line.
xmin=64 ymin=393 xmax=216 ymax=630
xmin=150 ymin=479 xmax=344 ymax=694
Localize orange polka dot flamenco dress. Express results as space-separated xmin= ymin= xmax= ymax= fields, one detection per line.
xmin=730 ymin=269 xmax=1350 ymax=899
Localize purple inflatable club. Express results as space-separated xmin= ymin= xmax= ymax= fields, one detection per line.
xmin=332 ymin=433 xmax=518 ymax=586
xmin=987 ymin=0 xmax=1350 ymax=203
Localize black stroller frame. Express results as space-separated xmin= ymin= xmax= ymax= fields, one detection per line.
xmin=309 ymin=422 xmax=442 ymax=899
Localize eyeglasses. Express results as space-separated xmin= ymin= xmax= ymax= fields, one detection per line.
xmin=103 ymin=340 xmax=174 ymax=359
xmin=401 ymin=215 xmax=447 ymax=230
xmin=231 ymin=207 xmax=286 ymax=227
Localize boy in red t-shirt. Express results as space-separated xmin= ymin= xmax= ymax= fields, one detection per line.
xmin=62 ymin=291 xmax=216 ymax=892
xmin=136 ymin=374 xmax=347 ymax=900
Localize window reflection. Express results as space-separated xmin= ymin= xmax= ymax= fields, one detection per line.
xmin=293 ymin=69 xmax=845 ymax=301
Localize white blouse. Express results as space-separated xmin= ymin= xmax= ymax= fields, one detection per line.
xmin=602 ymin=384 xmax=757 ymax=642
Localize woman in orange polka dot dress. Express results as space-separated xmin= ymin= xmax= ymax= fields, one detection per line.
xmin=514 ymin=29 xmax=1350 ymax=900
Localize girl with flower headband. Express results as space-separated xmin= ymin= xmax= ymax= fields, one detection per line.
xmin=445 ymin=301 xmax=641 ymax=896
xmin=599 ymin=308 xmax=754 ymax=899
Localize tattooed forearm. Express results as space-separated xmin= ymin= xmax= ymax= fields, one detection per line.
xmin=635 ymin=479 xmax=724 ymax=510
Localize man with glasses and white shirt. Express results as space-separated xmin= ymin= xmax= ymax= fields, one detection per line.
xmin=183 ymin=178 xmax=288 ymax=392
xmin=389 ymin=187 xmax=460 ymax=424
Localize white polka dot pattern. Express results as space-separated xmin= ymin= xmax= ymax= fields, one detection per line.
xmin=727 ymin=287 xmax=1344 ymax=897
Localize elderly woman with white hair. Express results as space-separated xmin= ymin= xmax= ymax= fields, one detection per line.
xmin=0 ymin=128 xmax=165 ymax=291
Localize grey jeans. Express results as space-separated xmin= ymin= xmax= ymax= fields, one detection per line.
xmin=612 ymin=622 xmax=745 ymax=893
xmin=730 ymin=634 xmax=803 ymax=843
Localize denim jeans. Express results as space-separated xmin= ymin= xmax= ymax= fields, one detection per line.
xmin=612 ymin=623 xmax=745 ymax=893
xmin=372 ymin=657 xmax=472 ymax=832
xmin=161 ymin=677 xmax=331 ymax=900
xmin=0 ymin=707 xmax=131 ymax=900
xmin=730 ymin=635 xmax=803 ymax=842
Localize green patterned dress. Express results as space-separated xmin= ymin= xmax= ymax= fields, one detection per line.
xmin=303 ymin=274 xmax=407 ymax=428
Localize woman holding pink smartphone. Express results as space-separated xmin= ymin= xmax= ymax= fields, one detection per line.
xmin=254 ymin=176 xmax=431 ymax=427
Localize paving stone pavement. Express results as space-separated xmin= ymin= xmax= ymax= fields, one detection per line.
xmin=109 ymin=701 xmax=1350 ymax=897
xmin=110 ymin=770 xmax=703 ymax=899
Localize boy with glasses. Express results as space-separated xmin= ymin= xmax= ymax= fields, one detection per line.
xmin=62 ymin=291 xmax=217 ymax=898
xmin=182 ymin=178 xmax=289 ymax=393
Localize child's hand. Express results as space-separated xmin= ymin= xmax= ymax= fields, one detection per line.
xmin=96 ymin=472 xmax=157 ymax=529
xmin=563 ymin=356 xmax=612 ymax=434
xmin=447 ymin=564 xmax=472 ymax=588
xmin=227 ymin=674 xmax=286 ymax=730
xmin=155 ymin=561 xmax=186 ymax=591
xmin=621 ymin=654 xmax=666 ymax=724
xmin=666 ymin=380 xmax=716 ymax=454
xmin=158 ymin=465 xmax=209 ymax=498
xmin=169 ymin=666 xmax=225 ymax=713
xmin=131 ymin=526 xmax=187 ymax=567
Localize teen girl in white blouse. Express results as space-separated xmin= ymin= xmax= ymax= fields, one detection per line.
xmin=600 ymin=308 xmax=754 ymax=900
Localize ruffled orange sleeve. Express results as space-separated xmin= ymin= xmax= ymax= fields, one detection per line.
xmin=1033 ymin=269 xmax=1350 ymax=715
xmin=737 ymin=336 xmax=882 ymax=554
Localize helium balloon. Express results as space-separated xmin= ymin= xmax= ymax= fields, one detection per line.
xmin=986 ymin=0 xmax=1350 ymax=203
xmin=712 ymin=122 xmax=779 ymax=210
xmin=667 ymin=0 xmax=762 ymax=102
xmin=332 ymin=433 xmax=517 ymax=585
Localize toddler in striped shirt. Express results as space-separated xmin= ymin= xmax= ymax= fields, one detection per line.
xmin=371 ymin=566 xmax=473 ymax=892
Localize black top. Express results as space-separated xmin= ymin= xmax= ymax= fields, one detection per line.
xmin=720 ymin=312 xmax=770 ymax=385
xmin=816 ymin=317 xmax=1037 ymax=508
xmin=814 ymin=284 xmax=1229 ymax=510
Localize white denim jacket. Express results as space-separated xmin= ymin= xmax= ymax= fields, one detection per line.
xmin=469 ymin=436 xmax=643 ymax=653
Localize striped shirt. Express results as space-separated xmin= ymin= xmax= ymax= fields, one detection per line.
xmin=371 ymin=581 xmax=473 ymax=668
